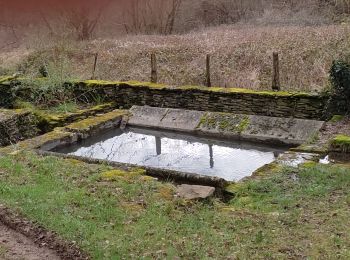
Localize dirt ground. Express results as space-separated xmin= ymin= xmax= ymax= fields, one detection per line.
xmin=0 ymin=206 xmax=88 ymax=260
xmin=0 ymin=222 xmax=60 ymax=260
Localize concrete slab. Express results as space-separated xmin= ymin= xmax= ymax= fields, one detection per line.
xmin=195 ymin=112 xmax=324 ymax=145
xmin=158 ymin=109 xmax=205 ymax=131
xmin=128 ymin=106 xmax=205 ymax=132
xmin=244 ymin=115 xmax=325 ymax=145
xmin=127 ymin=106 xmax=325 ymax=146
xmin=128 ymin=106 xmax=168 ymax=128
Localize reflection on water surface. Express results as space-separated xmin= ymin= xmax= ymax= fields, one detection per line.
xmin=55 ymin=128 xmax=286 ymax=181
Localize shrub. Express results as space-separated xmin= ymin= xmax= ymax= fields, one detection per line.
xmin=330 ymin=60 xmax=350 ymax=96
xmin=21 ymin=54 xmax=74 ymax=107
xmin=328 ymin=60 xmax=350 ymax=114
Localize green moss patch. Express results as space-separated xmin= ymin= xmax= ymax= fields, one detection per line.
xmin=80 ymin=80 xmax=317 ymax=98
xmin=15 ymin=101 xmax=118 ymax=132
xmin=65 ymin=109 xmax=128 ymax=134
xmin=330 ymin=135 xmax=350 ymax=153
xmin=198 ymin=112 xmax=250 ymax=134
xmin=0 ymin=129 xmax=76 ymax=154
xmin=329 ymin=115 xmax=345 ymax=123
xmin=291 ymin=144 xmax=328 ymax=154
xmin=252 ymin=162 xmax=282 ymax=178
xmin=83 ymin=80 xmax=167 ymax=90
xmin=178 ymin=84 xmax=313 ymax=97
xmin=100 ymin=168 xmax=147 ymax=182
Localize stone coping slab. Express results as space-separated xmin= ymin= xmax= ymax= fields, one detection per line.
xmin=0 ymin=109 xmax=128 ymax=154
xmin=128 ymin=106 xmax=325 ymax=146
xmin=34 ymin=103 xmax=118 ymax=131
xmin=0 ymin=129 xmax=78 ymax=154
xmin=65 ymin=109 xmax=128 ymax=138
xmin=80 ymin=80 xmax=320 ymax=98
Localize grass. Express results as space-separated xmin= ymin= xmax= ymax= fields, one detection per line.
xmin=0 ymin=245 xmax=6 ymax=258
xmin=0 ymin=152 xmax=349 ymax=258
xmin=48 ymin=102 xmax=79 ymax=114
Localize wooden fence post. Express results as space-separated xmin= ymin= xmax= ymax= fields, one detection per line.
xmin=91 ymin=53 xmax=98 ymax=80
xmin=272 ymin=52 xmax=280 ymax=91
xmin=151 ymin=53 xmax=157 ymax=83
xmin=206 ymin=54 xmax=211 ymax=87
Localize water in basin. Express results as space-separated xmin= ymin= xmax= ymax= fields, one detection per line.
xmin=55 ymin=127 xmax=286 ymax=181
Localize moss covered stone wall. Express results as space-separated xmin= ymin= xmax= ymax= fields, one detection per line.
xmin=0 ymin=77 xmax=16 ymax=108
xmin=75 ymin=81 xmax=327 ymax=120
xmin=0 ymin=109 xmax=39 ymax=147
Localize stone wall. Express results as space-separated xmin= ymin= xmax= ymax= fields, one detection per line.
xmin=0 ymin=109 xmax=39 ymax=146
xmin=75 ymin=81 xmax=327 ymax=120
xmin=0 ymin=77 xmax=16 ymax=108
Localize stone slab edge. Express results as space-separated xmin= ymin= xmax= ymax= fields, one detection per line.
xmin=128 ymin=106 xmax=325 ymax=146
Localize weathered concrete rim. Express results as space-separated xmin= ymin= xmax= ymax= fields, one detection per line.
xmin=0 ymin=205 xmax=89 ymax=260
xmin=35 ymin=150 xmax=228 ymax=188
xmin=127 ymin=124 xmax=296 ymax=147
xmin=127 ymin=106 xmax=325 ymax=146
xmin=127 ymin=126 xmax=290 ymax=152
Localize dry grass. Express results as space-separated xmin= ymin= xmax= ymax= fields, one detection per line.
xmin=80 ymin=24 xmax=350 ymax=92
xmin=2 ymin=24 xmax=350 ymax=92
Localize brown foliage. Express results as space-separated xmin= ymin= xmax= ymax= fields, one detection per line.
xmin=123 ymin=0 xmax=182 ymax=35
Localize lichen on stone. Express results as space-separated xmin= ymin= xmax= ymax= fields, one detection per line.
xmin=198 ymin=112 xmax=250 ymax=134
xmin=65 ymin=109 xmax=128 ymax=134
xmin=0 ymin=128 xmax=75 ymax=154
xmin=82 ymin=80 xmax=167 ymax=90
xmin=291 ymin=144 xmax=328 ymax=154
xmin=79 ymin=79 xmax=317 ymax=98
xmin=252 ymin=162 xmax=282 ymax=178
xmin=14 ymin=101 xmax=118 ymax=132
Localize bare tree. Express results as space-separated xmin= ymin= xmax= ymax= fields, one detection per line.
xmin=123 ymin=0 xmax=182 ymax=35
xmin=0 ymin=2 xmax=19 ymax=49
xmin=37 ymin=0 xmax=111 ymax=41
xmin=66 ymin=6 xmax=105 ymax=41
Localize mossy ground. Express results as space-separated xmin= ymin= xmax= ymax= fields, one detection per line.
xmin=0 ymin=152 xmax=349 ymax=258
